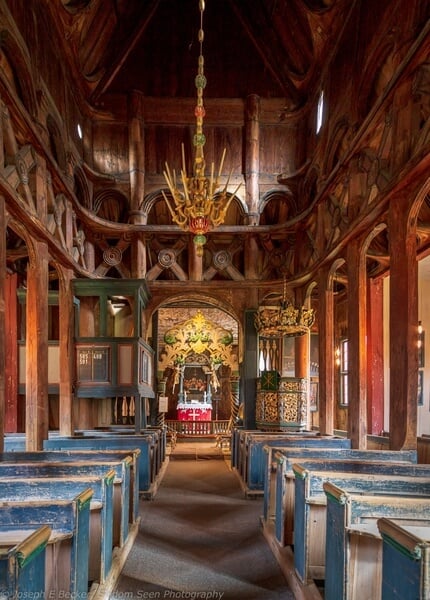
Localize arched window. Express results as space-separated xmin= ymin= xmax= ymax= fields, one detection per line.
xmin=316 ymin=89 xmax=325 ymax=134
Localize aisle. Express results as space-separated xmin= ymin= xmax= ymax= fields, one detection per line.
xmin=111 ymin=445 xmax=294 ymax=599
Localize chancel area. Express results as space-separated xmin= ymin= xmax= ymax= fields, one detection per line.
xmin=1 ymin=0 xmax=430 ymax=598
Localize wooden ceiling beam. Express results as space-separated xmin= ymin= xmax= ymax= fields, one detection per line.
xmin=90 ymin=0 xmax=161 ymax=104
xmin=227 ymin=0 xmax=303 ymax=107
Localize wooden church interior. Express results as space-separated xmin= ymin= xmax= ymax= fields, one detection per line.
xmin=2 ymin=0 xmax=430 ymax=597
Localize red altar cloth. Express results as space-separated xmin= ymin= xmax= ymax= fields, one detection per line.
xmin=177 ymin=403 xmax=212 ymax=421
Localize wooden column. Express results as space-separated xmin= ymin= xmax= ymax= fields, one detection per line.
xmin=243 ymin=310 xmax=258 ymax=429
xmin=189 ymin=238 xmax=203 ymax=281
xmin=245 ymin=94 xmax=260 ymax=223
xmin=347 ymin=238 xmax=367 ymax=449
xmin=128 ymin=92 xmax=147 ymax=278
xmin=58 ymin=268 xmax=74 ymax=436
xmin=244 ymin=233 xmax=260 ymax=280
xmin=4 ymin=273 xmax=18 ymax=433
xmin=367 ymin=277 xmax=384 ymax=435
xmin=0 ymin=196 xmax=5 ymax=449
xmin=388 ymin=195 xmax=417 ymax=450
xmin=318 ymin=269 xmax=335 ymax=435
xmin=295 ymin=332 xmax=310 ymax=429
xmin=26 ymin=241 xmax=49 ymax=450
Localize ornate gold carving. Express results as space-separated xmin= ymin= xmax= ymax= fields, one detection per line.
xmin=160 ymin=310 xmax=236 ymax=369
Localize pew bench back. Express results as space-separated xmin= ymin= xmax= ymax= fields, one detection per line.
xmin=0 ymin=473 xmax=115 ymax=584
xmin=0 ymin=460 xmax=131 ymax=548
xmin=242 ymin=435 xmax=352 ymax=492
xmin=0 ymin=449 xmax=140 ymax=523
xmin=324 ymin=482 xmax=430 ymax=600
xmin=43 ymin=435 xmax=155 ymax=495
xmin=293 ymin=465 xmax=430 ymax=586
xmin=267 ymin=450 xmax=423 ymax=546
xmin=0 ymin=489 xmax=93 ymax=598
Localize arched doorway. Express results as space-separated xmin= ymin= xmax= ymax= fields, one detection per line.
xmin=156 ymin=307 xmax=239 ymax=436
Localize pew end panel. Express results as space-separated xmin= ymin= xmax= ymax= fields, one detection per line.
xmin=0 ymin=525 xmax=51 ymax=599
xmin=0 ymin=489 xmax=92 ymax=597
xmin=0 ymin=473 xmax=115 ymax=585
xmin=378 ymin=518 xmax=430 ymax=600
xmin=324 ymin=482 xmax=430 ymax=600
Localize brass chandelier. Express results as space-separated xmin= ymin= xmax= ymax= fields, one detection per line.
xmin=254 ymin=280 xmax=315 ymax=338
xmin=161 ymin=0 xmax=240 ymax=256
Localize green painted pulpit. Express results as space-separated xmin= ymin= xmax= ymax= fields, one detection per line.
xmin=73 ymin=279 xmax=154 ymax=430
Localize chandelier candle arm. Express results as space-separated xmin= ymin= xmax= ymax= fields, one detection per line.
xmin=180 ymin=169 xmax=192 ymax=207
xmin=182 ymin=145 xmax=187 ymax=176
xmin=218 ymin=148 xmax=226 ymax=179
xmin=209 ymin=162 xmax=214 ymax=197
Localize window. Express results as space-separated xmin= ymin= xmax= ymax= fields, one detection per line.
xmin=316 ymin=89 xmax=325 ymax=134
xmin=339 ymin=338 xmax=349 ymax=406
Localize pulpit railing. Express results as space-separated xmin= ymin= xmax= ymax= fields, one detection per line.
xmin=165 ymin=420 xmax=230 ymax=436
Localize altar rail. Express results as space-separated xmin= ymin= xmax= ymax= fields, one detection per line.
xmin=166 ymin=420 xmax=230 ymax=436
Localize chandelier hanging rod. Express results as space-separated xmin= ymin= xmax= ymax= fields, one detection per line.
xmin=161 ymin=0 xmax=241 ymax=256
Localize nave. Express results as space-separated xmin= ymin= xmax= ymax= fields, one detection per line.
xmin=111 ymin=442 xmax=293 ymax=600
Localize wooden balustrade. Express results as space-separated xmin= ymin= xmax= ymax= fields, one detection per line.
xmin=165 ymin=420 xmax=230 ymax=436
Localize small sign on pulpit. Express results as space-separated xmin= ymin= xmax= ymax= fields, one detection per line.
xmin=159 ymin=396 xmax=168 ymax=412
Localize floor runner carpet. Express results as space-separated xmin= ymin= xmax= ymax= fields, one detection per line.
xmin=111 ymin=456 xmax=294 ymax=599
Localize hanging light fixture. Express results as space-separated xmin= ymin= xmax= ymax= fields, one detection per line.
xmin=161 ymin=0 xmax=240 ymax=257
xmin=254 ymin=279 xmax=315 ymax=338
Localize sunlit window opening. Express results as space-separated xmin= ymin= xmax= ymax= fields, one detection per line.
xmin=316 ymin=89 xmax=324 ymax=134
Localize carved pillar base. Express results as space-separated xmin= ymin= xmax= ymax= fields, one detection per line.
xmin=256 ymin=376 xmax=307 ymax=431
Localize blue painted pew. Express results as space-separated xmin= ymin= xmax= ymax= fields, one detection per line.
xmin=0 ymin=449 xmax=140 ymax=524
xmin=263 ymin=445 xmax=417 ymax=523
xmin=0 ymin=459 xmax=130 ymax=548
xmin=241 ymin=435 xmax=351 ymax=492
xmin=0 ymin=525 xmax=50 ymax=599
xmin=293 ymin=464 xmax=430 ymax=586
xmin=78 ymin=427 xmax=166 ymax=480
xmin=92 ymin=425 xmax=167 ymax=466
xmin=43 ymin=435 xmax=157 ymax=496
xmin=0 ymin=489 xmax=92 ymax=599
xmin=4 ymin=429 xmax=167 ymax=493
xmin=234 ymin=429 xmax=319 ymax=481
xmin=324 ymin=482 xmax=430 ymax=600
xmin=263 ymin=448 xmax=418 ymax=546
xmin=0 ymin=473 xmax=114 ymax=585
xmin=377 ymin=517 xmax=430 ymax=600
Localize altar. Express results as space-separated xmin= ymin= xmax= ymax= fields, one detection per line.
xmin=177 ymin=402 xmax=212 ymax=421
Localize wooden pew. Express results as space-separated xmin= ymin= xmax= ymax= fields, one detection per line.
xmin=0 ymin=473 xmax=115 ymax=585
xmin=293 ymin=465 xmax=430 ymax=586
xmin=78 ymin=427 xmax=166 ymax=482
xmin=263 ymin=448 xmax=418 ymax=547
xmin=0 ymin=459 xmax=131 ymax=548
xmin=43 ymin=434 xmax=158 ymax=498
xmin=3 ymin=431 xmax=158 ymax=497
xmin=238 ymin=434 xmax=352 ymax=494
xmin=0 ymin=449 xmax=140 ymax=524
xmin=93 ymin=425 xmax=167 ymax=468
xmin=0 ymin=489 xmax=93 ymax=598
xmin=377 ymin=517 xmax=430 ymax=600
xmin=263 ymin=446 xmax=417 ymax=524
xmin=323 ymin=482 xmax=430 ymax=600
xmin=231 ymin=428 xmax=316 ymax=472
xmin=235 ymin=429 xmax=324 ymax=487
xmin=0 ymin=525 xmax=51 ymax=598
